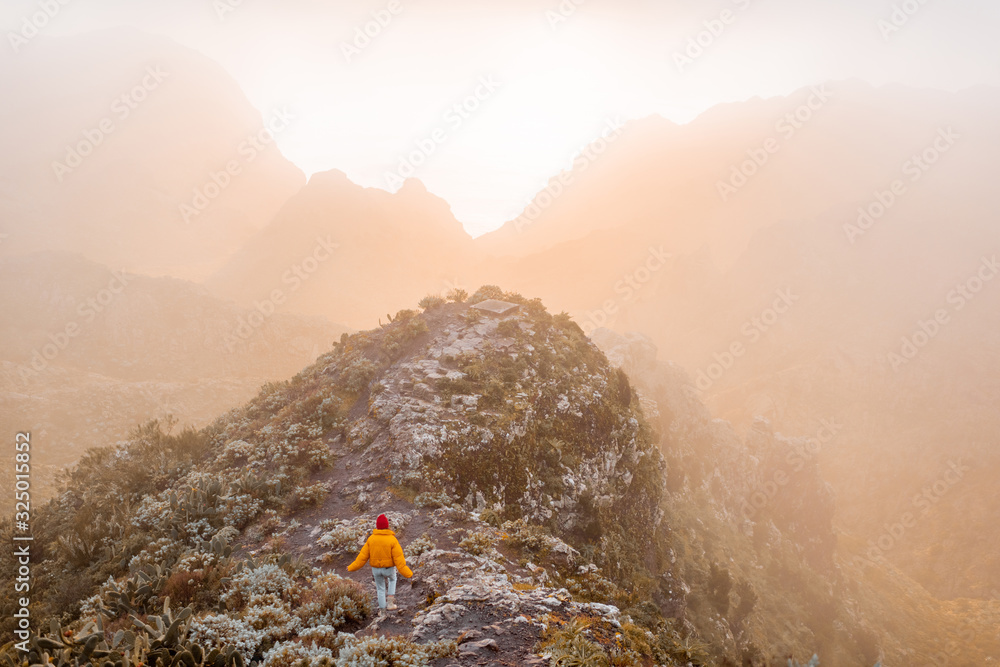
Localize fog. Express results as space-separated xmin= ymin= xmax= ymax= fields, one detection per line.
xmin=1 ymin=2 xmax=999 ymax=664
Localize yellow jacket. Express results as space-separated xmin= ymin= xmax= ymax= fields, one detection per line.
xmin=347 ymin=529 xmax=413 ymax=577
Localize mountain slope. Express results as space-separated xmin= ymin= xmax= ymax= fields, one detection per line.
xmin=477 ymin=81 xmax=999 ymax=267
xmin=0 ymin=252 xmax=345 ymax=508
xmin=3 ymin=289 xmax=997 ymax=666
xmin=463 ymin=82 xmax=1000 ymax=604
xmin=0 ymin=28 xmax=304 ymax=279
xmin=207 ymin=172 xmax=478 ymax=329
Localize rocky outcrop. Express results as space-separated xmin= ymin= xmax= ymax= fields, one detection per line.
xmin=335 ymin=301 xmax=665 ymax=546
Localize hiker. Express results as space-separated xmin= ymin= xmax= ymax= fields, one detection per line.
xmin=347 ymin=513 xmax=413 ymax=616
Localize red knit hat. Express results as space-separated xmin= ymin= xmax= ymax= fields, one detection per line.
xmin=376 ymin=514 xmax=389 ymax=530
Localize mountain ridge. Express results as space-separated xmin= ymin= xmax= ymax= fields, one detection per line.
xmin=4 ymin=289 xmax=997 ymax=665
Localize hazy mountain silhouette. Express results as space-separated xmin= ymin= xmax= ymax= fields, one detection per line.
xmin=0 ymin=251 xmax=345 ymax=504
xmin=201 ymin=79 xmax=1000 ymax=600
xmin=471 ymin=82 xmax=1000 ymax=599
xmin=207 ymin=170 xmax=478 ymax=328
xmin=479 ymin=80 xmax=998 ymax=269
xmin=0 ymin=28 xmax=304 ymax=279
xmin=7 ymin=290 xmax=998 ymax=665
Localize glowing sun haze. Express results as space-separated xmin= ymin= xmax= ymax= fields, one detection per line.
xmin=3 ymin=0 xmax=998 ymax=235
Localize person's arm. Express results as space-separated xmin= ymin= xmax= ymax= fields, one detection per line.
xmin=347 ymin=539 xmax=371 ymax=572
xmin=392 ymin=539 xmax=413 ymax=578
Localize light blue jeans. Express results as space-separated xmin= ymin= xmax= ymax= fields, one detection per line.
xmin=372 ymin=567 xmax=397 ymax=609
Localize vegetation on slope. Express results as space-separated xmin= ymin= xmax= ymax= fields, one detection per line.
xmin=0 ymin=287 xmax=684 ymax=666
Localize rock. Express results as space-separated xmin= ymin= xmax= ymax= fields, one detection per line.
xmin=412 ymin=382 xmax=435 ymax=401
xmin=450 ymin=394 xmax=480 ymax=408
xmin=459 ymin=638 xmax=499 ymax=654
xmin=589 ymin=328 xmax=659 ymax=372
xmin=548 ymin=540 xmax=579 ymax=569
xmin=458 ymin=629 xmax=483 ymax=644
xmin=581 ymin=602 xmax=621 ymax=620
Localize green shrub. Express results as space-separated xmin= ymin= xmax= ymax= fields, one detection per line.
xmin=496 ymin=318 xmax=521 ymax=338
xmin=469 ymin=285 xmax=506 ymax=304
xmin=384 ymin=316 xmax=429 ymax=357
xmin=480 ymin=507 xmax=503 ymax=527
xmin=501 ymin=519 xmax=557 ymax=557
xmin=538 ymin=619 xmax=610 ymax=667
xmin=334 ymin=635 xmax=456 ymax=666
xmin=414 ymin=491 xmax=453 ymax=509
xmin=458 ymin=530 xmax=496 ymax=556
xmin=405 ymin=533 xmax=437 ymax=558
xmin=286 ymin=482 xmax=331 ymax=511
xmin=341 ymin=356 xmax=378 ymax=393
xmin=261 ymin=640 xmax=337 ymax=667
xmin=298 ymin=573 xmax=372 ymax=628
xmin=417 ymin=295 xmax=446 ymax=311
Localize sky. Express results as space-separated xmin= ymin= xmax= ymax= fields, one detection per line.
xmin=3 ymin=0 xmax=999 ymax=236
